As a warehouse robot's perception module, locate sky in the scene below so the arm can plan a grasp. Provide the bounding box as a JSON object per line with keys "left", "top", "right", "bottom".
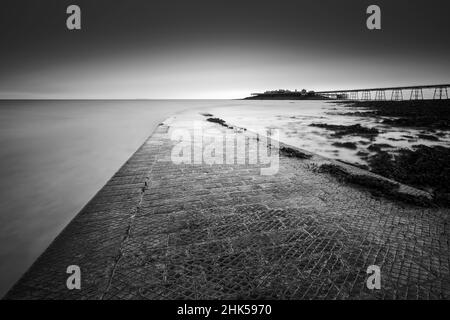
{"left": 0, "top": 0, "right": 449, "bottom": 99}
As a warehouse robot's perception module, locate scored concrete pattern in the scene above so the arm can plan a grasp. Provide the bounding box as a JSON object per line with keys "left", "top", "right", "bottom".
{"left": 5, "top": 112, "right": 450, "bottom": 299}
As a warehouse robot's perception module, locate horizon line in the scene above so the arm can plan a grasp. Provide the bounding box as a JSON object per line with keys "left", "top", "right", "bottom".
{"left": 0, "top": 98, "right": 244, "bottom": 101}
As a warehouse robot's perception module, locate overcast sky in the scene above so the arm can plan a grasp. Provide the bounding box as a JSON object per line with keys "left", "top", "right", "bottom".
{"left": 0, "top": 0, "right": 449, "bottom": 99}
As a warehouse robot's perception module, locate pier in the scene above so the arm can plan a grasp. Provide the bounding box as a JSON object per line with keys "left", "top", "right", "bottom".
{"left": 316, "top": 84, "right": 449, "bottom": 101}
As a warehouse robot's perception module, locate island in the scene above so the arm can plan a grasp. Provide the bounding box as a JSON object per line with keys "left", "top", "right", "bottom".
{"left": 244, "top": 89, "right": 333, "bottom": 100}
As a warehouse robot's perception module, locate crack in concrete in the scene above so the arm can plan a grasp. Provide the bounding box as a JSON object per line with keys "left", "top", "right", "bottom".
{"left": 100, "top": 138, "right": 161, "bottom": 300}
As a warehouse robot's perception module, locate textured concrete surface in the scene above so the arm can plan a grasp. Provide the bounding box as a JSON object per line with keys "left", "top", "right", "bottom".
{"left": 5, "top": 111, "right": 450, "bottom": 300}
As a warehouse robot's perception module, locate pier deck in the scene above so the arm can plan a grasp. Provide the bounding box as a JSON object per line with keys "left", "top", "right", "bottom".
{"left": 5, "top": 112, "right": 450, "bottom": 300}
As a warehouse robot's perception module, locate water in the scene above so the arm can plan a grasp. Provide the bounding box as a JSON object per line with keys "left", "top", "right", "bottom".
{"left": 204, "top": 100, "right": 450, "bottom": 166}
{"left": 1, "top": 99, "right": 448, "bottom": 297}
{"left": 0, "top": 99, "right": 234, "bottom": 297}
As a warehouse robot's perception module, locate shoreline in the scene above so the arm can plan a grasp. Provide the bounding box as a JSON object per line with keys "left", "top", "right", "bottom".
{"left": 329, "top": 100, "right": 450, "bottom": 205}
{"left": 0, "top": 100, "right": 204, "bottom": 298}
{"left": 201, "top": 99, "right": 450, "bottom": 205}
{"left": 5, "top": 110, "right": 449, "bottom": 299}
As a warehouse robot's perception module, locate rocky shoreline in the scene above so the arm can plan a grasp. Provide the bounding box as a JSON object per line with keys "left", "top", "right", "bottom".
{"left": 330, "top": 100, "right": 450, "bottom": 206}
{"left": 5, "top": 108, "right": 450, "bottom": 300}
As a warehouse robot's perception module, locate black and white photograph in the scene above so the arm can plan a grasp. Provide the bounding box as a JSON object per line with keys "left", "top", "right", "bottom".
{"left": 0, "top": 0, "right": 449, "bottom": 307}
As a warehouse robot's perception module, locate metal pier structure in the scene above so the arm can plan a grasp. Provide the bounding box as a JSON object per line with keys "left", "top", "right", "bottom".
{"left": 316, "top": 84, "right": 449, "bottom": 101}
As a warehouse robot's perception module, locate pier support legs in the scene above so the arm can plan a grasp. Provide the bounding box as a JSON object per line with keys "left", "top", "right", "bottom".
{"left": 375, "top": 90, "right": 386, "bottom": 100}
{"left": 391, "top": 89, "right": 403, "bottom": 101}
{"left": 410, "top": 88, "right": 423, "bottom": 100}
{"left": 361, "top": 90, "right": 371, "bottom": 101}
{"left": 337, "top": 92, "right": 349, "bottom": 100}
{"left": 433, "top": 87, "right": 448, "bottom": 100}
{"left": 350, "top": 92, "right": 359, "bottom": 100}
{"left": 317, "top": 85, "right": 449, "bottom": 101}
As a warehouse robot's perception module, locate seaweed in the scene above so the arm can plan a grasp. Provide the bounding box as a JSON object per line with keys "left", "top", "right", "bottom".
{"left": 318, "top": 163, "right": 433, "bottom": 206}
{"left": 417, "top": 134, "right": 439, "bottom": 141}
{"left": 309, "top": 123, "right": 379, "bottom": 138}
{"left": 280, "top": 146, "right": 312, "bottom": 159}
{"left": 337, "top": 160, "right": 369, "bottom": 170}
{"left": 367, "top": 143, "right": 394, "bottom": 152}
{"left": 332, "top": 142, "right": 358, "bottom": 149}
{"left": 367, "top": 145, "right": 450, "bottom": 206}
{"left": 206, "top": 117, "right": 233, "bottom": 129}
{"left": 338, "top": 100, "right": 450, "bottom": 130}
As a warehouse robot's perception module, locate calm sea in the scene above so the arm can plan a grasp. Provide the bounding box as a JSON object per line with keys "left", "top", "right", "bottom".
{"left": 0, "top": 99, "right": 235, "bottom": 297}
{"left": 1, "top": 99, "right": 448, "bottom": 297}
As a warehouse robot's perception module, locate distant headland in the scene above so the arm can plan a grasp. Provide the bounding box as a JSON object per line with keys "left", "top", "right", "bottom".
{"left": 244, "top": 89, "right": 332, "bottom": 100}
{"left": 245, "top": 84, "right": 449, "bottom": 100}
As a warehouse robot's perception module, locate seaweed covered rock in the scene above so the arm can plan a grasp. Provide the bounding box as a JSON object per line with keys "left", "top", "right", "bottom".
{"left": 368, "top": 145, "right": 450, "bottom": 206}
{"left": 309, "top": 123, "right": 379, "bottom": 138}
